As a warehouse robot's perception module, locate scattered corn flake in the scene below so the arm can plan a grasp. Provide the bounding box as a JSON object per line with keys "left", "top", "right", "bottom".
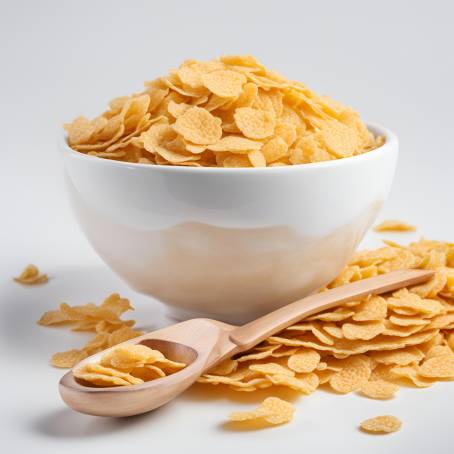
{"left": 200, "top": 375, "right": 264, "bottom": 389}
{"left": 307, "top": 307, "right": 355, "bottom": 322}
{"left": 369, "top": 364, "right": 396, "bottom": 382}
{"left": 14, "top": 264, "right": 48, "bottom": 285}
{"left": 271, "top": 329, "right": 439, "bottom": 356}
{"left": 410, "top": 269, "right": 448, "bottom": 298}
{"left": 249, "top": 363, "right": 294, "bottom": 377}
{"left": 84, "top": 332, "right": 109, "bottom": 353}
{"left": 38, "top": 294, "right": 142, "bottom": 368}
{"left": 266, "top": 373, "right": 319, "bottom": 394}
{"left": 374, "top": 220, "right": 416, "bottom": 233}
{"left": 323, "top": 324, "right": 344, "bottom": 339}
{"left": 359, "top": 380, "right": 399, "bottom": 399}
{"left": 382, "top": 321, "right": 424, "bottom": 337}
{"left": 38, "top": 309, "right": 71, "bottom": 326}
{"left": 390, "top": 365, "right": 435, "bottom": 387}
{"left": 329, "top": 356, "right": 371, "bottom": 393}
{"left": 388, "top": 289, "right": 444, "bottom": 316}
{"left": 270, "top": 346, "right": 299, "bottom": 358}
{"left": 228, "top": 379, "right": 272, "bottom": 392}
{"left": 287, "top": 322, "right": 335, "bottom": 345}
{"left": 101, "top": 293, "right": 133, "bottom": 316}
{"left": 51, "top": 349, "right": 88, "bottom": 368}
{"left": 236, "top": 345, "right": 279, "bottom": 362}
{"left": 229, "top": 397, "right": 294, "bottom": 425}
{"left": 352, "top": 296, "right": 387, "bottom": 321}
{"left": 342, "top": 321, "right": 385, "bottom": 340}
{"left": 287, "top": 349, "right": 321, "bottom": 373}
{"left": 207, "top": 359, "right": 238, "bottom": 376}
{"left": 360, "top": 415, "right": 402, "bottom": 434}
{"left": 388, "top": 315, "right": 430, "bottom": 327}
{"left": 418, "top": 354, "right": 454, "bottom": 378}
{"left": 371, "top": 347, "right": 424, "bottom": 366}
{"left": 107, "top": 325, "right": 143, "bottom": 347}
{"left": 317, "top": 369, "right": 336, "bottom": 384}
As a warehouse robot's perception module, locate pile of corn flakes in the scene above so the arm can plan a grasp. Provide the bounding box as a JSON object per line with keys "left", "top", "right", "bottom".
{"left": 200, "top": 238, "right": 454, "bottom": 404}
{"left": 38, "top": 293, "right": 143, "bottom": 367}
{"left": 64, "top": 55, "right": 383, "bottom": 167}
{"left": 36, "top": 237, "right": 454, "bottom": 430}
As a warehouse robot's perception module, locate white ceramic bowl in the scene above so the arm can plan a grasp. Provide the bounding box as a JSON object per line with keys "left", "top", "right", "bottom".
{"left": 61, "top": 124, "right": 398, "bottom": 324}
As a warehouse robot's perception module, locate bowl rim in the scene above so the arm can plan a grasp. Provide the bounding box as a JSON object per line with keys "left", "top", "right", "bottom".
{"left": 59, "top": 122, "right": 398, "bottom": 173}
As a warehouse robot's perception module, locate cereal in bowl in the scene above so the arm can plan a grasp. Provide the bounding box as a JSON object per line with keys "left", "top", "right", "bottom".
{"left": 64, "top": 55, "right": 383, "bottom": 167}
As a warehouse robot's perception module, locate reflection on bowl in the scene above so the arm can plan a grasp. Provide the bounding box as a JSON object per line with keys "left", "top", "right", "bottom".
{"left": 61, "top": 124, "right": 398, "bottom": 324}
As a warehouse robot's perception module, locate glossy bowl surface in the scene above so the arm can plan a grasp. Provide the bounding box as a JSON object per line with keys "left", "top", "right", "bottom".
{"left": 61, "top": 124, "right": 398, "bottom": 324}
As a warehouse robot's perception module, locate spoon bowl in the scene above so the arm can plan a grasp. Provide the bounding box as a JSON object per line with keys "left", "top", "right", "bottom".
{"left": 60, "top": 319, "right": 235, "bottom": 417}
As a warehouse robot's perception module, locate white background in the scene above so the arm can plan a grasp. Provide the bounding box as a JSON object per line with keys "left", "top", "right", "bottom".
{"left": 1, "top": 0, "right": 453, "bottom": 452}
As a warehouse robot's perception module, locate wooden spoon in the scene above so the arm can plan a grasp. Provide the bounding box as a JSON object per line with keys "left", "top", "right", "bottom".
{"left": 60, "top": 269, "right": 433, "bottom": 417}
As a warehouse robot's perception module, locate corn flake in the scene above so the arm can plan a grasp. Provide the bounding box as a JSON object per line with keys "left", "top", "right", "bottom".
{"left": 174, "top": 107, "right": 222, "bottom": 145}
{"left": 329, "top": 356, "right": 371, "bottom": 393}
{"left": 202, "top": 70, "right": 246, "bottom": 98}
{"left": 374, "top": 220, "right": 416, "bottom": 233}
{"left": 207, "top": 135, "right": 261, "bottom": 152}
{"left": 360, "top": 415, "right": 402, "bottom": 434}
{"left": 229, "top": 397, "right": 294, "bottom": 425}
{"left": 359, "top": 380, "right": 399, "bottom": 399}
{"left": 342, "top": 321, "right": 385, "bottom": 340}
{"left": 287, "top": 349, "right": 321, "bottom": 373}
{"left": 233, "top": 107, "right": 275, "bottom": 139}
{"left": 74, "top": 343, "right": 186, "bottom": 387}
{"left": 14, "top": 264, "right": 48, "bottom": 285}
{"left": 418, "top": 354, "right": 454, "bottom": 378}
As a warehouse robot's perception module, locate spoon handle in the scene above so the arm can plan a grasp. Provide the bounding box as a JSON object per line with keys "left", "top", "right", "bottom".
{"left": 229, "top": 269, "right": 434, "bottom": 350}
